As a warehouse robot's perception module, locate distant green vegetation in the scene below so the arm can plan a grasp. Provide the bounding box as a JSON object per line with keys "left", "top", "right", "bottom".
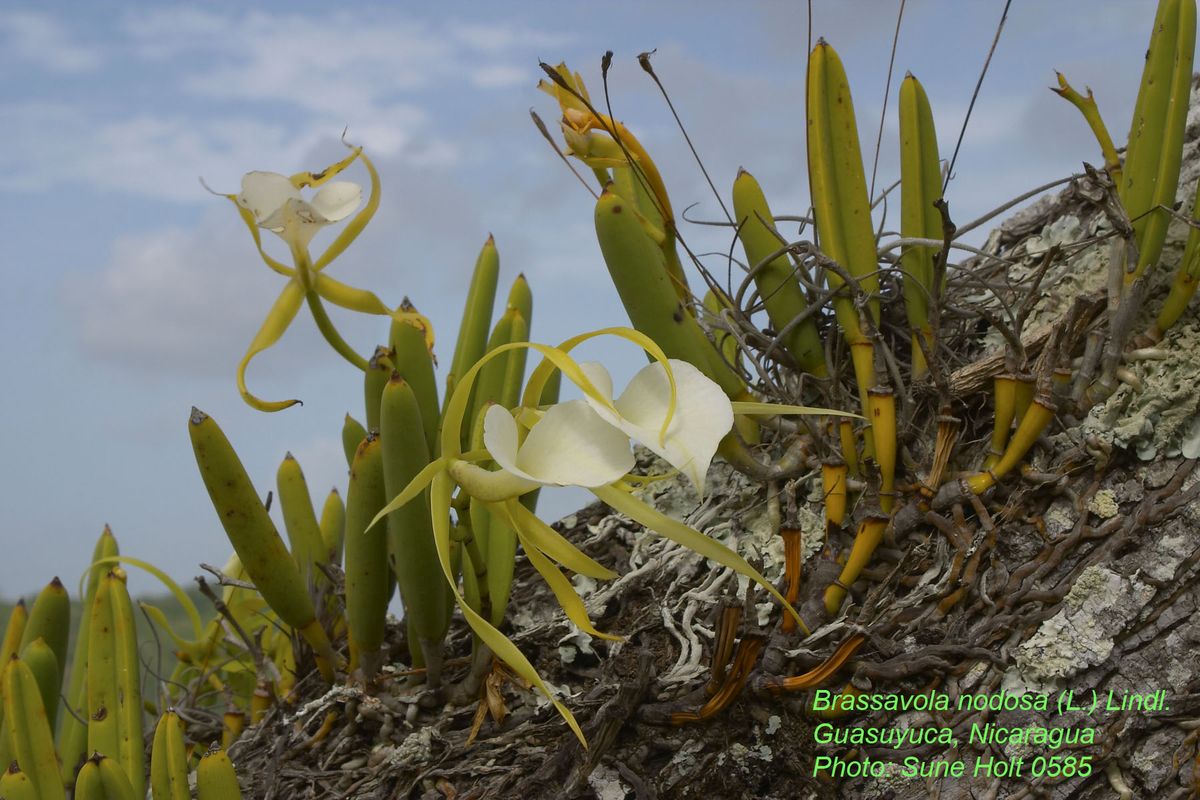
{"left": 1, "top": 587, "right": 208, "bottom": 687}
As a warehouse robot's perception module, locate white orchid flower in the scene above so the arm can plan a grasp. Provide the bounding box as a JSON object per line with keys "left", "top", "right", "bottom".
{"left": 219, "top": 145, "right": 421, "bottom": 412}
{"left": 579, "top": 358, "right": 733, "bottom": 496}
{"left": 472, "top": 356, "right": 733, "bottom": 497}
{"left": 237, "top": 171, "right": 362, "bottom": 252}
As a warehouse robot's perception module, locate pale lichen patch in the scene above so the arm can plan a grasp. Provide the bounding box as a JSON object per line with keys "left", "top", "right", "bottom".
{"left": 662, "top": 739, "right": 706, "bottom": 790}
{"left": 795, "top": 505, "right": 825, "bottom": 561}
{"left": 1044, "top": 500, "right": 1076, "bottom": 537}
{"left": 558, "top": 628, "right": 596, "bottom": 666}
{"left": 1086, "top": 488, "right": 1119, "bottom": 519}
{"left": 1078, "top": 321, "right": 1200, "bottom": 460}
{"left": 1016, "top": 566, "right": 1154, "bottom": 686}
{"left": 587, "top": 764, "right": 631, "bottom": 800}
{"left": 393, "top": 727, "right": 434, "bottom": 764}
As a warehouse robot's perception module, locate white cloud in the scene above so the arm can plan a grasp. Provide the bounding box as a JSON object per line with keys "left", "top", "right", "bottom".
{"left": 451, "top": 23, "right": 572, "bottom": 55}
{"left": 1, "top": 102, "right": 296, "bottom": 200}
{"left": 0, "top": 11, "right": 103, "bottom": 73}
{"left": 0, "top": 101, "right": 434, "bottom": 201}
{"left": 64, "top": 218, "right": 278, "bottom": 375}
{"left": 120, "top": 8, "right": 565, "bottom": 119}
{"left": 167, "top": 16, "right": 448, "bottom": 116}
{"left": 470, "top": 64, "right": 531, "bottom": 89}
{"left": 3, "top": 8, "right": 575, "bottom": 202}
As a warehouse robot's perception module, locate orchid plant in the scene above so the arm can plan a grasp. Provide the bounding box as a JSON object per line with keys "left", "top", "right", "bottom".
{"left": 208, "top": 142, "right": 848, "bottom": 745}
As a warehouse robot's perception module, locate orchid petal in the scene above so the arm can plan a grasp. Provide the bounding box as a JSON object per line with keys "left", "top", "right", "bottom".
{"left": 310, "top": 181, "right": 362, "bottom": 223}
{"left": 238, "top": 172, "right": 300, "bottom": 228}
{"left": 577, "top": 361, "right": 616, "bottom": 403}
{"left": 223, "top": 195, "right": 294, "bottom": 277}
{"left": 618, "top": 360, "right": 731, "bottom": 495}
{"left": 581, "top": 359, "right": 731, "bottom": 496}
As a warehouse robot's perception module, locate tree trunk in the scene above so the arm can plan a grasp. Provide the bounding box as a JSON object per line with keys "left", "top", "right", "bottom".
{"left": 222, "top": 84, "right": 1200, "bottom": 800}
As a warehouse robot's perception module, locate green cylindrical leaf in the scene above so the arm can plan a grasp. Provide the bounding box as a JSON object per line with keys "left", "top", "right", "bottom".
{"left": 0, "top": 762, "right": 40, "bottom": 800}
{"left": 107, "top": 571, "right": 143, "bottom": 799}
{"left": 149, "top": 712, "right": 188, "bottom": 800}
{"left": 364, "top": 345, "right": 392, "bottom": 432}
{"left": 318, "top": 488, "right": 345, "bottom": 567}
{"left": 380, "top": 376, "right": 449, "bottom": 664}
{"left": 1123, "top": 0, "right": 1196, "bottom": 280}
{"left": 59, "top": 527, "right": 117, "bottom": 787}
{"left": 17, "top": 639, "right": 59, "bottom": 738}
{"left": 807, "top": 39, "right": 879, "bottom": 429}
{"left": 898, "top": 73, "right": 943, "bottom": 375}
{"left": 197, "top": 747, "right": 243, "bottom": 800}
{"left": 447, "top": 236, "right": 501, "bottom": 405}
{"left": 341, "top": 414, "right": 368, "bottom": 469}
{"left": 276, "top": 453, "right": 328, "bottom": 588}
{"left": 86, "top": 574, "right": 119, "bottom": 769}
{"left": 343, "top": 434, "right": 389, "bottom": 678}
{"left": 389, "top": 299, "right": 440, "bottom": 455}
{"left": 594, "top": 187, "right": 745, "bottom": 398}
{"left": 19, "top": 578, "right": 70, "bottom": 723}
{"left": 732, "top": 169, "right": 826, "bottom": 375}
{"left": 1155, "top": 179, "right": 1200, "bottom": 335}
{"left": 3, "top": 657, "right": 64, "bottom": 800}
{"left": 188, "top": 408, "right": 338, "bottom": 681}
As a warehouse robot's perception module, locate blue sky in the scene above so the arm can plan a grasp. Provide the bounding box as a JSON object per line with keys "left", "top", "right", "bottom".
{"left": 0, "top": 1, "right": 1160, "bottom": 598}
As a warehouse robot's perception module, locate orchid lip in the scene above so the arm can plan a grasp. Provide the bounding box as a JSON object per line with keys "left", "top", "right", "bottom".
{"left": 483, "top": 401, "right": 634, "bottom": 489}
